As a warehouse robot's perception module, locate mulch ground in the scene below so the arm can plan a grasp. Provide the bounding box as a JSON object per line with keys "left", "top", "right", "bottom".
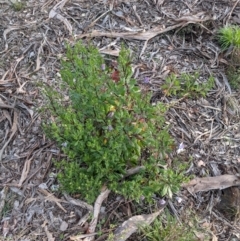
{"left": 1, "top": 0, "right": 240, "bottom": 240}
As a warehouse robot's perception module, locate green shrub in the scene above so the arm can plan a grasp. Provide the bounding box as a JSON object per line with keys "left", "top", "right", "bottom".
{"left": 42, "top": 42, "right": 188, "bottom": 203}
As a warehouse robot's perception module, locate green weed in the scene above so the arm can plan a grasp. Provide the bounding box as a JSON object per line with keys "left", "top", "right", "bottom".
{"left": 217, "top": 25, "right": 240, "bottom": 90}
{"left": 218, "top": 25, "right": 240, "bottom": 50}
{"left": 0, "top": 190, "right": 15, "bottom": 219}
{"left": 226, "top": 65, "right": 240, "bottom": 90}
{"left": 140, "top": 210, "right": 200, "bottom": 241}
{"left": 227, "top": 49, "right": 240, "bottom": 90}
{"left": 162, "top": 72, "right": 214, "bottom": 98}
{"left": 42, "top": 42, "right": 189, "bottom": 203}
{"left": 11, "top": 1, "right": 24, "bottom": 11}
{"left": 0, "top": 201, "right": 11, "bottom": 219}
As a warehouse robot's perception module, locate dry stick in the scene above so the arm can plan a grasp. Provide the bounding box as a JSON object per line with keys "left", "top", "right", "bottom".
{"left": 77, "top": 166, "right": 157, "bottom": 240}
{"left": 0, "top": 24, "right": 35, "bottom": 54}
{"left": 70, "top": 233, "right": 98, "bottom": 241}
{"left": 84, "top": 10, "right": 111, "bottom": 32}
{"left": 35, "top": 37, "right": 46, "bottom": 72}
{"left": 18, "top": 156, "right": 34, "bottom": 187}
{"left": 132, "top": 5, "right": 143, "bottom": 26}
{"left": 69, "top": 166, "right": 146, "bottom": 240}
{"left": 42, "top": 220, "right": 55, "bottom": 241}
{"left": 83, "top": 189, "right": 111, "bottom": 241}
{"left": 76, "top": 22, "right": 184, "bottom": 57}
{"left": 225, "top": 0, "right": 240, "bottom": 26}
{"left": 52, "top": 0, "right": 69, "bottom": 10}
{"left": 208, "top": 118, "right": 214, "bottom": 142}
{"left": 68, "top": 190, "right": 111, "bottom": 241}
{"left": 212, "top": 211, "right": 240, "bottom": 232}
{"left": 0, "top": 70, "right": 9, "bottom": 83}
{"left": 64, "top": 193, "right": 93, "bottom": 211}
{"left": 0, "top": 110, "right": 18, "bottom": 161}
{"left": 49, "top": 0, "right": 72, "bottom": 34}
{"left": 38, "top": 188, "right": 67, "bottom": 213}
{"left": 124, "top": 165, "right": 145, "bottom": 178}
{"left": 11, "top": 55, "right": 24, "bottom": 87}
{"left": 41, "top": 0, "right": 55, "bottom": 11}
{"left": 219, "top": 71, "right": 232, "bottom": 94}
{"left": 0, "top": 103, "right": 15, "bottom": 109}
{"left": 76, "top": 13, "right": 214, "bottom": 56}
{"left": 21, "top": 148, "right": 48, "bottom": 185}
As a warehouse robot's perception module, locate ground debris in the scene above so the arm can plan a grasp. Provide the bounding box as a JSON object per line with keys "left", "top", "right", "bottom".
{"left": 0, "top": 0, "right": 240, "bottom": 240}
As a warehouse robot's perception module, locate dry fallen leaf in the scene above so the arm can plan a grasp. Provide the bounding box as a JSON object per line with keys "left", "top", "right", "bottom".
{"left": 194, "top": 231, "right": 207, "bottom": 241}
{"left": 111, "top": 210, "right": 163, "bottom": 241}
{"left": 197, "top": 160, "right": 206, "bottom": 167}
{"left": 18, "top": 157, "right": 33, "bottom": 187}
{"left": 100, "top": 48, "right": 120, "bottom": 56}
{"left": 42, "top": 221, "right": 55, "bottom": 241}
{"left": 111, "top": 70, "right": 120, "bottom": 83}
{"left": 2, "top": 220, "right": 9, "bottom": 238}
{"left": 211, "top": 232, "right": 218, "bottom": 241}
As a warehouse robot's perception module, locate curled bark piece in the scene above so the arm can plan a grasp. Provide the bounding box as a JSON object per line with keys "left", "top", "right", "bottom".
{"left": 182, "top": 175, "right": 240, "bottom": 193}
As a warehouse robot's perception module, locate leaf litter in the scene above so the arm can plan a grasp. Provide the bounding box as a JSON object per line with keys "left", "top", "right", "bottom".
{"left": 0, "top": 0, "right": 240, "bottom": 240}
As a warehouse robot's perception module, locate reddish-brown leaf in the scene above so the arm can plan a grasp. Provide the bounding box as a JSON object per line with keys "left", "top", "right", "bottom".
{"left": 111, "top": 69, "right": 120, "bottom": 83}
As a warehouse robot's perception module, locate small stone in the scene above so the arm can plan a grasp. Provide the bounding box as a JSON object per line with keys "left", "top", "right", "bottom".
{"left": 60, "top": 221, "right": 68, "bottom": 231}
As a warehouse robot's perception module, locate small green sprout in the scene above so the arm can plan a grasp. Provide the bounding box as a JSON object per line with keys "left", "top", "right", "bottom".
{"left": 162, "top": 72, "right": 214, "bottom": 98}
{"left": 218, "top": 25, "right": 240, "bottom": 50}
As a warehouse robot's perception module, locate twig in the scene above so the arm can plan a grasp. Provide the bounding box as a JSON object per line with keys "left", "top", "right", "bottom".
{"left": 0, "top": 187, "right": 8, "bottom": 215}
{"left": 84, "top": 10, "right": 111, "bottom": 32}
{"left": 81, "top": 189, "right": 111, "bottom": 241}
{"left": 225, "top": 0, "right": 240, "bottom": 25}
{"left": 88, "top": 189, "right": 111, "bottom": 232}
{"left": 124, "top": 166, "right": 145, "bottom": 178}
{"left": 64, "top": 193, "right": 93, "bottom": 211}
{"left": 212, "top": 211, "right": 240, "bottom": 232}
{"left": 0, "top": 110, "right": 18, "bottom": 161}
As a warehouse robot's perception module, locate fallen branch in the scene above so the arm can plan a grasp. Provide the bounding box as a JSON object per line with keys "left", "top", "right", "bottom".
{"left": 75, "top": 12, "right": 215, "bottom": 56}
{"left": 76, "top": 22, "right": 184, "bottom": 41}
